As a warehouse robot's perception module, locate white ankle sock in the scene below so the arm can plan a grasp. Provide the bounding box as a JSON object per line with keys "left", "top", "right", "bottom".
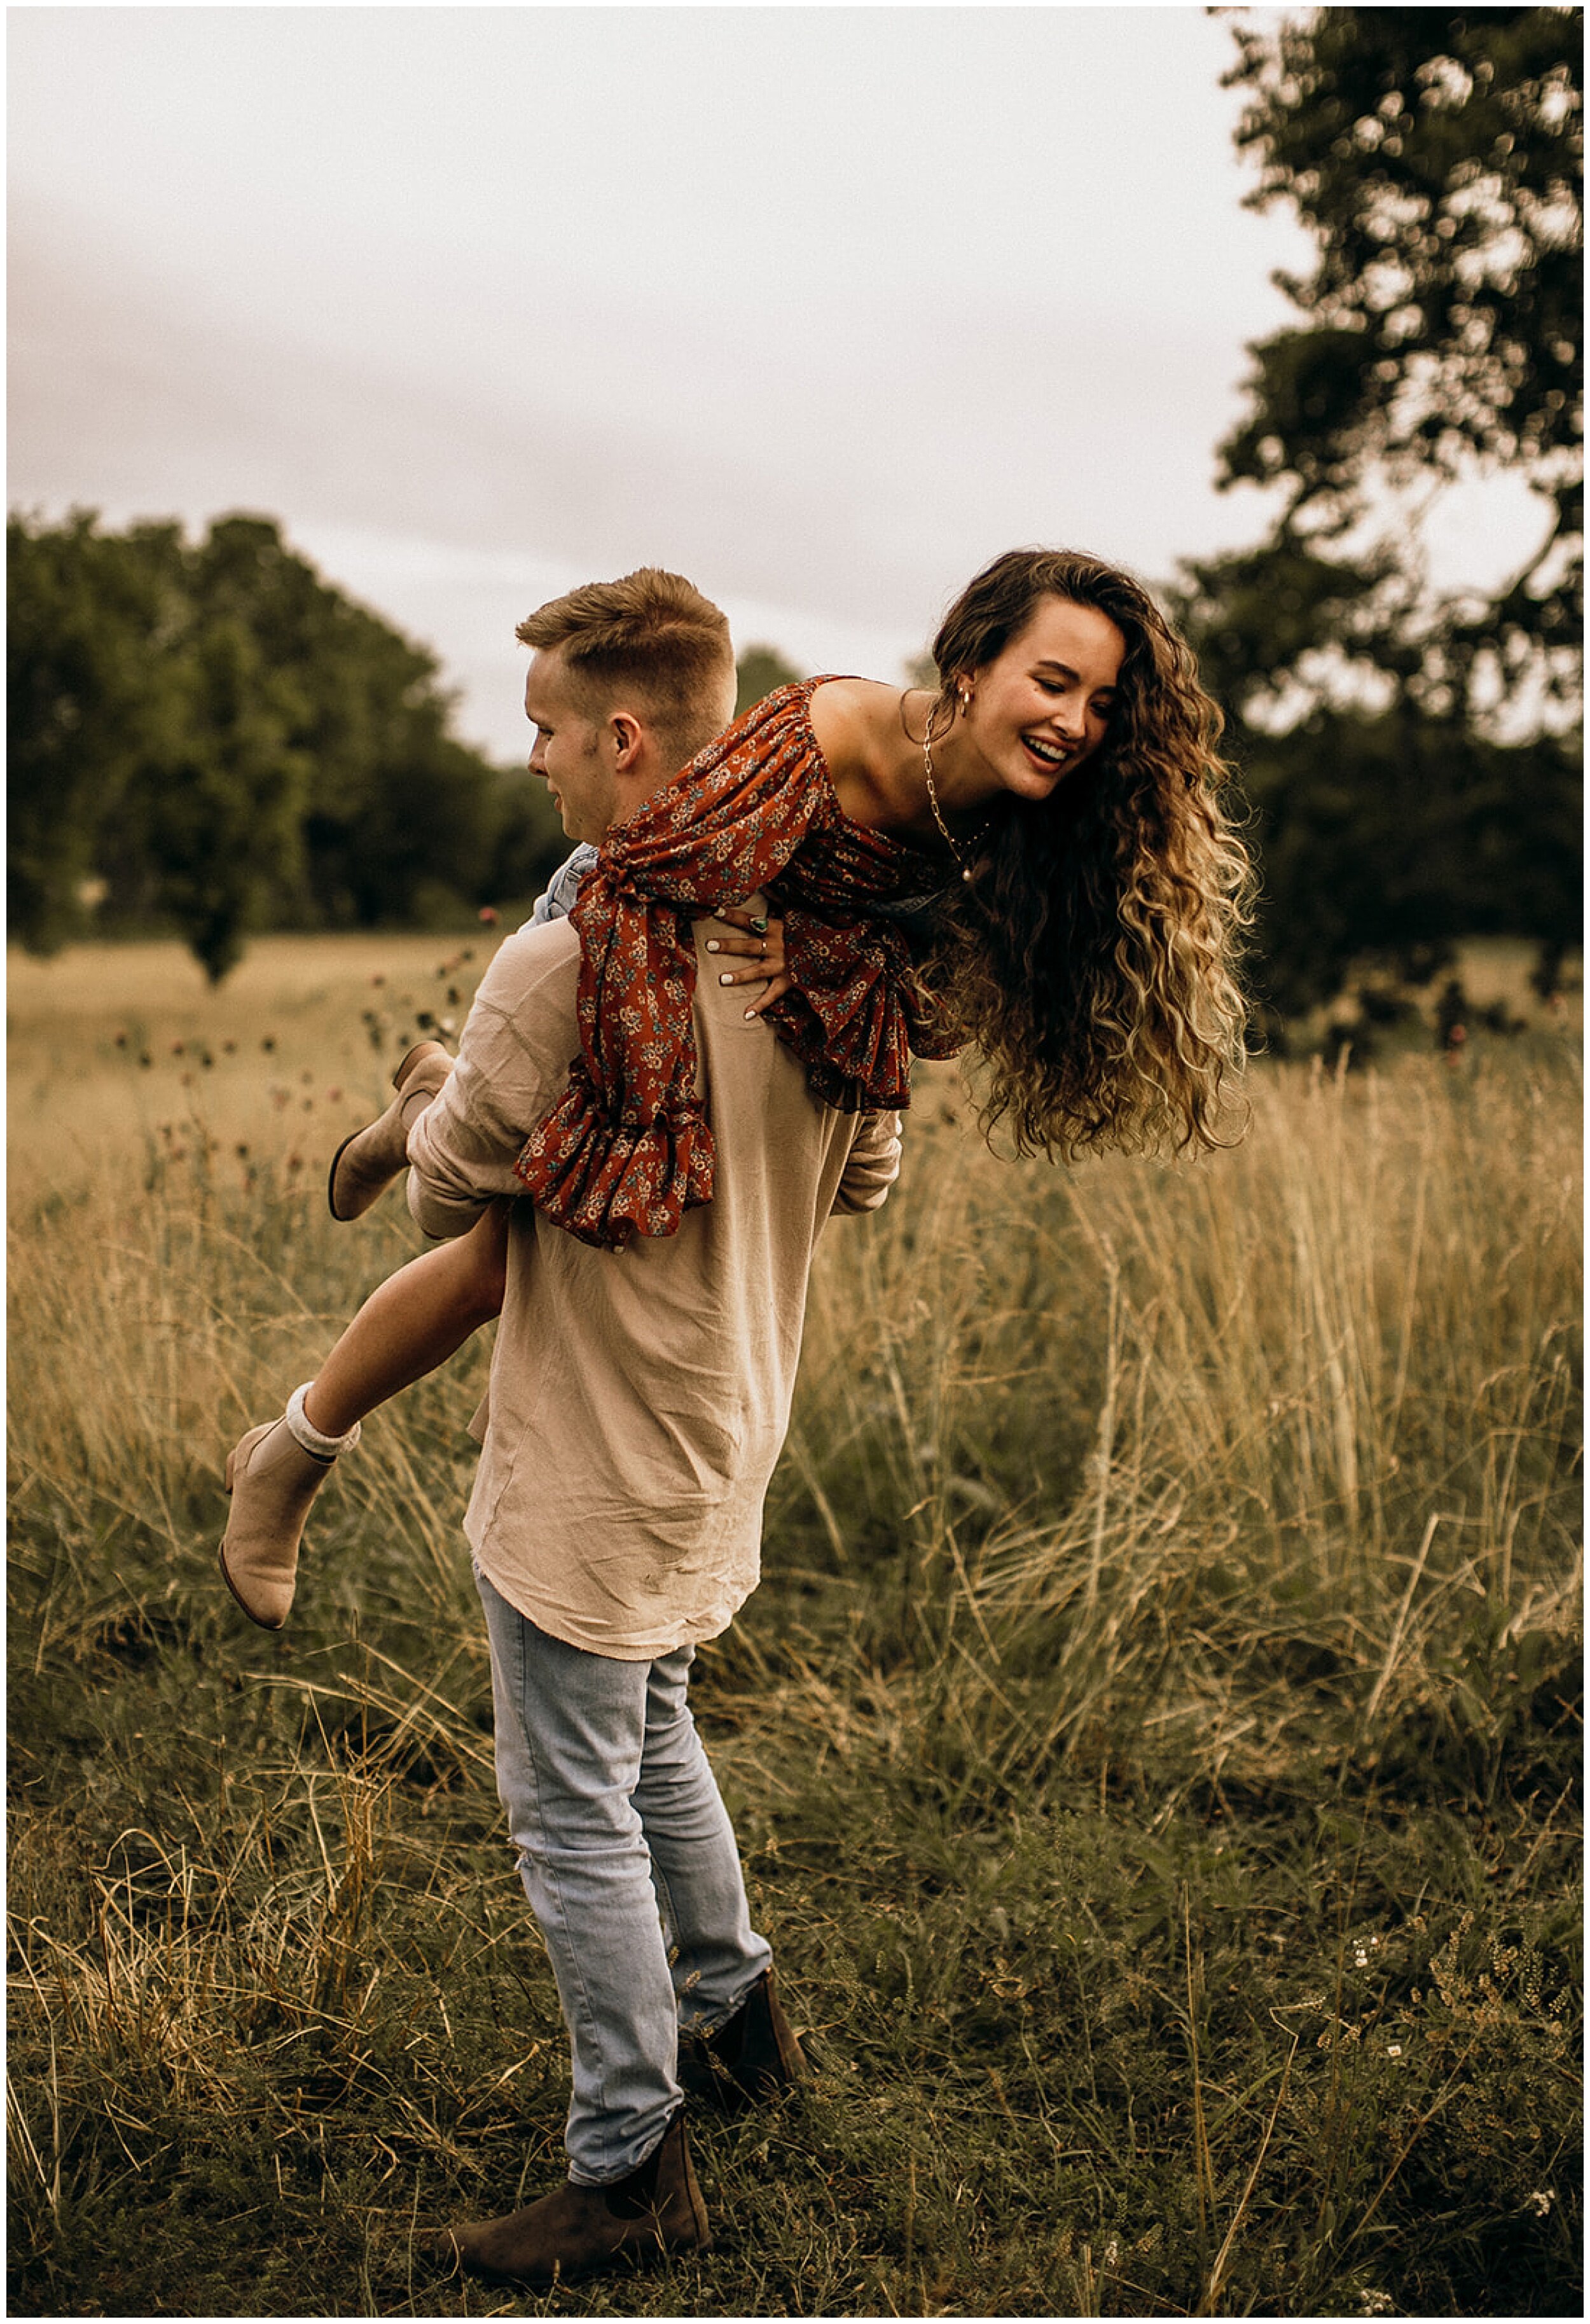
{"left": 284, "top": 1382, "right": 362, "bottom": 1461}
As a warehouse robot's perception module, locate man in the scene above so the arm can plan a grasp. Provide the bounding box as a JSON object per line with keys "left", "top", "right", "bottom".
{"left": 404, "top": 569, "right": 902, "bottom": 2288}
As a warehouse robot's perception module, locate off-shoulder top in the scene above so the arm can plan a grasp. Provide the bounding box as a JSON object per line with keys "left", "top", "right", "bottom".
{"left": 511, "top": 677, "right": 957, "bottom": 1248}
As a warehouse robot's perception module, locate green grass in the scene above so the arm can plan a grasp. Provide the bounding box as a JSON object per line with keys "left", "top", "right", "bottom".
{"left": 6, "top": 936, "right": 1582, "bottom": 2318}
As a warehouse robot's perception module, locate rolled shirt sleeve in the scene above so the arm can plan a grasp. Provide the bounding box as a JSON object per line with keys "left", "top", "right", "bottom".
{"left": 406, "top": 923, "right": 584, "bottom": 1239}
{"left": 831, "top": 1109, "right": 902, "bottom": 1215}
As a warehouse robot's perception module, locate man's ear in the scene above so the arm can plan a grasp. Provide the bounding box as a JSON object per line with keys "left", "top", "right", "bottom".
{"left": 607, "top": 710, "right": 646, "bottom": 767}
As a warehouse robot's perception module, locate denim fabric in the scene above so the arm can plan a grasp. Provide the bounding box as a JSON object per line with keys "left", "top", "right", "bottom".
{"left": 476, "top": 1565, "right": 771, "bottom": 2182}
{"left": 524, "top": 843, "right": 599, "bottom": 929}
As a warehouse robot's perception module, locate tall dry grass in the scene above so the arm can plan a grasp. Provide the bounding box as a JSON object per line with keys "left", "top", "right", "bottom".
{"left": 764, "top": 1048, "right": 1581, "bottom": 1813}
{"left": 6, "top": 934, "right": 1582, "bottom": 2316}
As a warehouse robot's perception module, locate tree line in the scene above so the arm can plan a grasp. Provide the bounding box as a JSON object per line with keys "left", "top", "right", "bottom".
{"left": 7, "top": 11, "right": 1580, "bottom": 1013}
{"left": 8, "top": 509, "right": 569, "bottom": 981}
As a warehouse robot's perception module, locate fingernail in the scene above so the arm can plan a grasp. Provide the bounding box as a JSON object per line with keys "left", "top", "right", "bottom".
{"left": 705, "top": 941, "right": 720, "bottom": 953}
{"left": 743, "top": 1007, "right": 756, "bottom": 1020}
{"left": 719, "top": 973, "right": 735, "bottom": 986}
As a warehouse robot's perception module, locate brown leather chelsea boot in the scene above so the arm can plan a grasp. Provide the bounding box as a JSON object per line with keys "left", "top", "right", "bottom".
{"left": 442, "top": 2108, "right": 710, "bottom": 2289}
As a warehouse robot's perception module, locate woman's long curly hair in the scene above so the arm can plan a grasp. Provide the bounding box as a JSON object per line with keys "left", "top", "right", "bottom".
{"left": 923, "top": 547, "right": 1254, "bottom": 1158}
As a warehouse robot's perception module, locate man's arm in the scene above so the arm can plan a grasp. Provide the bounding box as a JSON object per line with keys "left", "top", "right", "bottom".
{"left": 832, "top": 1110, "right": 902, "bottom": 1215}
{"left": 406, "top": 925, "right": 580, "bottom": 1240}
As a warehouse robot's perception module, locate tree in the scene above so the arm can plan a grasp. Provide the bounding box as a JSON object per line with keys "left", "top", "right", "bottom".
{"left": 1215, "top": 4, "right": 1582, "bottom": 718}
{"left": 735, "top": 644, "right": 802, "bottom": 718}
{"left": 7, "top": 514, "right": 187, "bottom": 954}
{"left": 186, "top": 515, "right": 559, "bottom": 936}
{"left": 1179, "top": 10, "right": 1582, "bottom": 1022}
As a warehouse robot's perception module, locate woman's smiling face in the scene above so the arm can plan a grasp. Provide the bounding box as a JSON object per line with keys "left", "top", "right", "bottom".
{"left": 965, "top": 595, "right": 1126, "bottom": 802}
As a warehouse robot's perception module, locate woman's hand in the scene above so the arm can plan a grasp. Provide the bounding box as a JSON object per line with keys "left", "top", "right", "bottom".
{"left": 701, "top": 905, "right": 794, "bottom": 1018}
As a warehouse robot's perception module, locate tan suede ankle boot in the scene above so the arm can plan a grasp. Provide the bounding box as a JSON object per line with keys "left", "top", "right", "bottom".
{"left": 327, "top": 1040, "right": 453, "bottom": 1221}
{"left": 219, "top": 1418, "right": 338, "bottom": 1628}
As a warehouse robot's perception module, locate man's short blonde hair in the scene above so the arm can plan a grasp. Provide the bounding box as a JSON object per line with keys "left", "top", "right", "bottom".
{"left": 516, "top": 569, "right": 736, "bottom": 767}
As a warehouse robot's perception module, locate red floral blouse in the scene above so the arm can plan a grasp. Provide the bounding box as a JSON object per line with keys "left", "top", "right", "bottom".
{"left": 513, "top": 678, "right": 957, "bottom": 1248}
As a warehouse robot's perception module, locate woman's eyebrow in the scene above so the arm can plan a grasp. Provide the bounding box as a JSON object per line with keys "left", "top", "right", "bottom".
{"left": 1034, "top": 657, "right": 1117, "bottom": 692}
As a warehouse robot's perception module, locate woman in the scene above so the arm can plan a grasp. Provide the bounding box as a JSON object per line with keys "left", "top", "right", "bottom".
{"left": 220, "top": 546, "right": 1252, "bottom": 1626}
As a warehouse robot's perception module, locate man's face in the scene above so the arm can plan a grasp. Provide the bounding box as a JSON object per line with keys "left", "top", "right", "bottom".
{"left": 523, "top": 648, "right": 619, "bottom": 846}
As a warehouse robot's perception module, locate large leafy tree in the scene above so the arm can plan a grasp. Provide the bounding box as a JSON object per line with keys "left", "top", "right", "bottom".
{"left": 1181, "top": 8, "right": 1582, "bottom": 1018}
{"left": 1215, "top": 3, "right": 1581, "bottom": 714}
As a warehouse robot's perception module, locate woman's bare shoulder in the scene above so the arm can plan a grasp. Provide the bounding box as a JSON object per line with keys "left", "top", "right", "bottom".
{"left": 807, "top": 677, "right": 899, "bottom": 778}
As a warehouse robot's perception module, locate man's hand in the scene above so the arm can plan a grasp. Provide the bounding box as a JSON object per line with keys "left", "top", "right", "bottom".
{"left": 702, "top": 906, "right": 794, "bottom": 1018}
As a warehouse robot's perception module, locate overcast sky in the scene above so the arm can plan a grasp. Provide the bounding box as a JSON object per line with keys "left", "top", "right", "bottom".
{"left": 8, "top": 4, "right": 1545, "bottom": 761}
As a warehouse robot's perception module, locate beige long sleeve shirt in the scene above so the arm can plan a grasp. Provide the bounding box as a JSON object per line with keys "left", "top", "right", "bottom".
{"left": 406, "top": 911, "right": 901, "bottom": 1659}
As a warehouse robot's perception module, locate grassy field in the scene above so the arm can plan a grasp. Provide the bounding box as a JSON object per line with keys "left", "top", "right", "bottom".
{"left": 7, "top": 934, "right": 1582, "bottom": 2320}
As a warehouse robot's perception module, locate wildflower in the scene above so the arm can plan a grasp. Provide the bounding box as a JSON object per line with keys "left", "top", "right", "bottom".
{"left": 222, "top": 1038, "right": 237, "bottom": 1053}
{"left": 479, "top": 905, "right": 499, "bottom": 925}
{"left": 1528, "top": 2189, "right": 1554, "bottom": 2217}
{"left": 114, "top": 1030, "right": 128, "bottom": 1048}
{"left": 287, "top": 1154, "right": 303, "bottom": 1171}
{"left": 326, "top": 1086, "right": 342, "bottom": 1103}
{"left": 170, "top": 1039, "right": 185, "bottom": 1055}
{"left": 371, "top": 972, "right": 386, "bottom": 986}
{"left": 1386, "top": 2044, "right": 1402, "bottom": 2057}
{"left": 261, "top": 1036, "right": 276, "bottom": 1052}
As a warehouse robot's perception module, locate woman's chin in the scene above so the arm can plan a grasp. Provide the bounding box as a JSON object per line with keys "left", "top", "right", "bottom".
{"left": 998, "top": 760, "right": 1067, "bottom": 805}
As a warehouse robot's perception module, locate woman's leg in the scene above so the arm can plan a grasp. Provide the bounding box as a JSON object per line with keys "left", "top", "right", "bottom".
{"left": 220, "top": 1205, "right": 509, "bottom": 1629}
{"left": 303, "top": 1204, "right": 509, "bottom": 1436}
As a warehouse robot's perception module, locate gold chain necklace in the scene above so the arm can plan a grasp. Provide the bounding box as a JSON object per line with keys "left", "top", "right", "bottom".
{"left": 919, "top": 696, "right": 979, "bottom": 884}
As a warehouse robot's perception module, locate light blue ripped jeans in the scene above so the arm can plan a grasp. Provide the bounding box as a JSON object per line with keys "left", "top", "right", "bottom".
{"left": 475, "top": 1566, "right": 772, "bottom": 2183}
